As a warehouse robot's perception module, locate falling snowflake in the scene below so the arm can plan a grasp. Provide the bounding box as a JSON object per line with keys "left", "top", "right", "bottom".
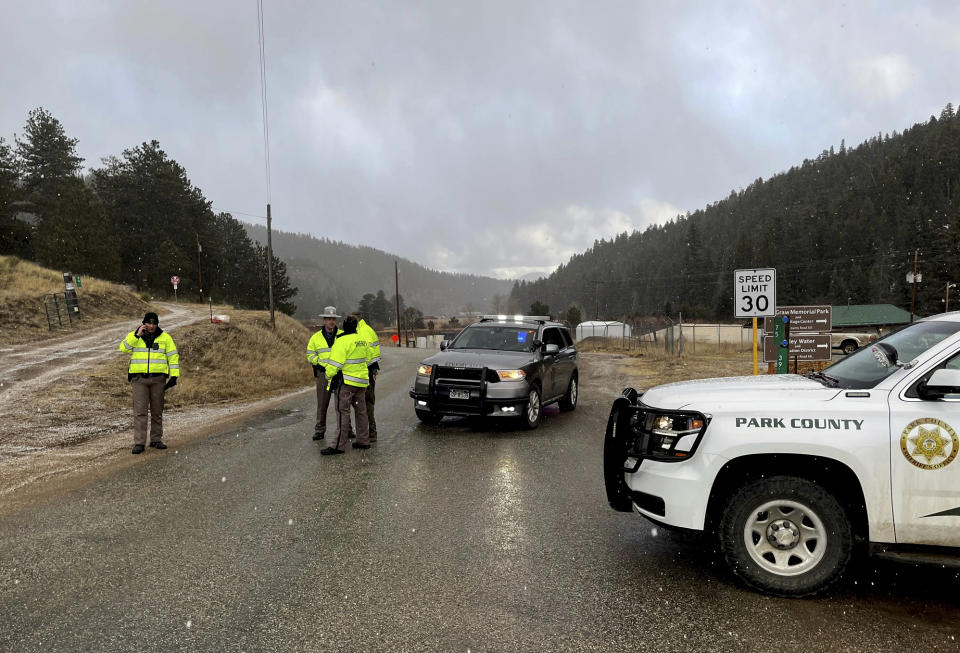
{"left": 186, "top": 620, "right": 192, "bottom": 629}
{"left": 651, "top": 527, "right": 659, "bottom": 537}
{"left": 288, "top": 519, "right": 293, "bottom": 525}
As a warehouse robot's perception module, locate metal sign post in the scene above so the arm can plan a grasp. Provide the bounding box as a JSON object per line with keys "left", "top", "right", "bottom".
{"left": 171, "top": 275, "right": 180, "bottom": 303}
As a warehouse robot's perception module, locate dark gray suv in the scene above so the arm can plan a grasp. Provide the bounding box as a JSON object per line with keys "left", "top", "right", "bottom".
{"left": 408, "top": 316, "right": 578, "bottom": 429}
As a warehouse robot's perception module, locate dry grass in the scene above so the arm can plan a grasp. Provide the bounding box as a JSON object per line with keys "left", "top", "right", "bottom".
{"left": 602, "top": 347, "right": 758, "bottom": 393}
{"left": 88, "top": 309, "right": 315, "bottom": 411}
{"left": 0, "top": 255, "right": 155, "bottom": 346}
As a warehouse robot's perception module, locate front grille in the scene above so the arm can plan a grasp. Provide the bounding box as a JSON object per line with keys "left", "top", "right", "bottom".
{"left": 437, "top": 366, "right": 482, "bottom": 381}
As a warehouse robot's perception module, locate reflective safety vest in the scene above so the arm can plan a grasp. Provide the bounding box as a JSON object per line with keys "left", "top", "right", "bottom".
{"left": 324, "top": 332, "right": 369, "bottom": 387}
{"left": 119, "top": 330, "right": 180, "bottom": 377}
{"left": 358, "top": 319, "right": 381, "bottom": 367}
{"left": 306, "top": 328, "right": 343, "bottom": 367}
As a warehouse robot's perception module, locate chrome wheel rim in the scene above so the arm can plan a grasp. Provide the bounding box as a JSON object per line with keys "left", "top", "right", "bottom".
{"left": 569, "top": 379, "right": 578, "bottom": 406}
{"left": 743, "top": 499, "right": 827, "bottom": 576}
{"left": 527, "top": 389, "right": 540, "bottom": 423}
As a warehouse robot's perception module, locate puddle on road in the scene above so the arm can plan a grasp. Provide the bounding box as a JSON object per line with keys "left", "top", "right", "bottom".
{"left": 248, "top": 407, "right": 305, "bottom": 430}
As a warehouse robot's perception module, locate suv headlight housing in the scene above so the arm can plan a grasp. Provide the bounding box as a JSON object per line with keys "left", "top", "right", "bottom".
{"left": 626, "top": 407, "right": 709, "bottom": 463}
{"left": 496, "top": 369, "right": 526, "bottom": 381}
{"left": 417, "top": 364, "right": 433, "bottom": 377}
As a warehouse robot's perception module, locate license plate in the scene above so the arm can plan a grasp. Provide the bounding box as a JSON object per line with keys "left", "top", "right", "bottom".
{"left": 449, "top": 389, "right": 470, "bottom": 400}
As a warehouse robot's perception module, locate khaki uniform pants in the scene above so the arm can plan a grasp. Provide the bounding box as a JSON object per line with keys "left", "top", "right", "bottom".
{"left": 365, "top": 370, "right": 377, "bottom": 439}
{"left": 314, "top": 377, "right": 335, "bottom": 433}
{"left": 332, "top": 384, "right": 369, "bottom": 451}
{"left": 132, "top": 376, "right": 166, "bottom": 445}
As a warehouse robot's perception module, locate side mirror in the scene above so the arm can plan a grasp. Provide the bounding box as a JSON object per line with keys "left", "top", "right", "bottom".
{"left": 440, "top": 340, "right": 449, "bottom": 351}
{"left": 925, "top": 368, "right": 960, "bottom": 394}
{"left": 544, "top": 343, "right": 560, "bottom": 355}
{"left": 871, "top": 342, "right": 900, "bottom": 368}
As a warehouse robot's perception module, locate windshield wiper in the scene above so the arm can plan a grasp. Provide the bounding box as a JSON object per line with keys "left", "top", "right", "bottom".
{"left": 807, "top": 370, "right": 839, "bottom": 387}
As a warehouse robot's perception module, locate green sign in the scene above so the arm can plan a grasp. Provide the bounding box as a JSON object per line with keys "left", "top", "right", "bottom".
{"left": 774, "top": 315, "right": 789, "bottom": 374}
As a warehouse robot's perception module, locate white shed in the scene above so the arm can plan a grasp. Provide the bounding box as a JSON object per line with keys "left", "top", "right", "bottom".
{"left": 574, "top": 321, "right": 632, "bottom": 341}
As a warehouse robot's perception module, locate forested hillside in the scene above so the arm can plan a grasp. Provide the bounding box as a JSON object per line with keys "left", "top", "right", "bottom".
{"left": 0, "top": 108, "right": 297, "bottom": 314}
{"left": 244, "top": 224, "right": 515, "bottom": 319}
{"left": 512, "top": 104, "right": 960, "bottom": 321}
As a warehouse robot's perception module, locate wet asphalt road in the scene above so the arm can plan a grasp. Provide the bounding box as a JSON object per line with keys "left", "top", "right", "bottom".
{"left": 1, "top": 348, "right": 958, "bottom": 652}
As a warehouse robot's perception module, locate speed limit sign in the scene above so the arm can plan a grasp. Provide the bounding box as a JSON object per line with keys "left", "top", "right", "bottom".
{"left": 734, "top": 268, "right": 776, "bottom": 318}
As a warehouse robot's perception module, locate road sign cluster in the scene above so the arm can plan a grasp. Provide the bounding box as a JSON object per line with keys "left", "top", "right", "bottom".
{"left": 763, "top": 306, "right": 833, "bottom": 363}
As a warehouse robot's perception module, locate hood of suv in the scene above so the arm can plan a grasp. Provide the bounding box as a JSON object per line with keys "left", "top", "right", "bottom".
{"left": 642, "top": 374, "right": 838, "bottom": 410}
{"left": 422, "top": 349, "right": 534, "bottom": 370}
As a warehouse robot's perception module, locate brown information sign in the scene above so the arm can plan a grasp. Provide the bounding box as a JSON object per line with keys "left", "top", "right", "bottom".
{"left": 763, "top": 333, "right": 832, "bottom": 362}
{"left": 763, "top": 305, "right": 832, "bottom": 334}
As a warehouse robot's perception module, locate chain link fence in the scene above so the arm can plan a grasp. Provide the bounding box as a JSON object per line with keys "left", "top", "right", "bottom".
{"left": 575, "top": 320, "right": 758, "bottom": 356}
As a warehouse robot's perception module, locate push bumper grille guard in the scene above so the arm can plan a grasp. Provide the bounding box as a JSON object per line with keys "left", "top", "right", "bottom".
{"left": 421, "top": 365, "right": 491, "bottom": 414}
{"left": 603, "top": 387, "right": 708, "bottom": 512}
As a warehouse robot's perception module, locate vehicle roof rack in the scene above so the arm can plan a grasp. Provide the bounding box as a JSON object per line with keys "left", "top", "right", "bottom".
{"left": 479, "top": 314, "right": 552, "bottom": 324}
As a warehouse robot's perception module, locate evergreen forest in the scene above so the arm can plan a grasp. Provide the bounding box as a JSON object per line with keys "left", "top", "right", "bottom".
{"left": 510, "top": 104, "right": 960, "bottom": 322}
{"left": 0, "top": 108, "right": 298, "bottom": 314}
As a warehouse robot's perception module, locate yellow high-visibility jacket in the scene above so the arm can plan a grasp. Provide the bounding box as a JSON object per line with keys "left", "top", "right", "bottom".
{"left": 358, "top": 319, "right": 381, "bottom": 369}
{"left": 119, "top": 329, "right": 180, "bottom": 377}
{"left": 306, "top": 328, "right": 343, "bottom": 367}
{"left": 324, "top": 332, "right": 369, "bottom": 388}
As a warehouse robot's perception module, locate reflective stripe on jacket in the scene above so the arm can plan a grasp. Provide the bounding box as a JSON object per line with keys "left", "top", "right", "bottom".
{"left": 307, "top": 328, "right": 343, "bottom": 366}
{"left": 324, "top": 333, "right": 369, "bottom": 387}
{"left": 119, "top": 331, "right": 180, "bottom": 377}
{"left": 358, "top": 319, "right": 381, "bottom": 367}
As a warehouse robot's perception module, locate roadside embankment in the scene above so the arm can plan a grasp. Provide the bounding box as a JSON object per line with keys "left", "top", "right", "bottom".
{"left": 0, "top": 255, "right": 156, "bottom": 346}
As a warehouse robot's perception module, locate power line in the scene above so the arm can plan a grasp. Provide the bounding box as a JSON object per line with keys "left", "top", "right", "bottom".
{"left": 211, "top": 206, "right": 268, "bottom": 221}
{"left": 257, "top": 0, "right": 272, "bottom": 203}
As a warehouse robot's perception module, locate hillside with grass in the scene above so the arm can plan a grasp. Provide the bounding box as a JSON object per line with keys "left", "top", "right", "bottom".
{"left": 0, "top": 255, "right": 155, "bottom": 346}
{"left": 90, "top": 310, "right": 314, "bottom": 412}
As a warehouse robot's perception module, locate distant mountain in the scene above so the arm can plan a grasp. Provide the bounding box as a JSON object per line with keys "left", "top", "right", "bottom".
{"left": 511, "top": 103, "right": 960, "bottom": 321}
{"left": 244, "top": 224, "right": 515, "bottom": 320}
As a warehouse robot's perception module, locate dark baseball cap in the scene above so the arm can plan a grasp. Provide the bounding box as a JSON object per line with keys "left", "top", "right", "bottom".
{"left": 142, "top": 312, "right": 159, "bottom": 325}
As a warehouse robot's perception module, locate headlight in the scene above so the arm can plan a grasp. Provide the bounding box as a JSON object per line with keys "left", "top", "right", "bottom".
{"left": 496, "top": 369, "right": 526, "bottom": 381}
{"left": 628, "top": 408, "right": 708, "bottom": 462}
{"left": 417, "top": 364, "right": 433, "bottom": 376}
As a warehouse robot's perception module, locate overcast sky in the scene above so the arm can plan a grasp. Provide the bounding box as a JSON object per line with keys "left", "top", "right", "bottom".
{"left": 2, "top": 1, "right": 958, "bottom": 280}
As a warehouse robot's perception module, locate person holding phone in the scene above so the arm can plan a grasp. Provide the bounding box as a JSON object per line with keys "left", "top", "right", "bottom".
{"left": 118, "top": 311, "right": 180, "bottom": 454}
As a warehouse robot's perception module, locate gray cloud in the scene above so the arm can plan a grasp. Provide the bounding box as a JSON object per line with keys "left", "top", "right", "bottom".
{"left": 2, "top": 1, "right": 957, "bottom": 278}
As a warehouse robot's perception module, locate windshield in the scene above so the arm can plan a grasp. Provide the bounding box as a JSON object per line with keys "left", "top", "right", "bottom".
{"left": 450, "top": 325, "right": 538, "bottom": 352}
{"left": 822, "top": 320, "right": 960, "bottom": 388}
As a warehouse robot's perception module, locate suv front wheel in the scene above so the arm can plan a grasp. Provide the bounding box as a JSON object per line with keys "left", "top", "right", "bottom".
{"left": 718, "top": 476, "right": 853, "bottom": 597}
{"left": 521, "top": 385, "right": 542, "bottom": 429}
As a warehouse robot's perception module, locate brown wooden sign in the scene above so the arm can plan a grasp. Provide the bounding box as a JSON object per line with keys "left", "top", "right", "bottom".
{"left": 763, "top": 305, "right": 832, "bottom": 334}
{"left": 763, "top": 333, "right": 832, "bottom": 362}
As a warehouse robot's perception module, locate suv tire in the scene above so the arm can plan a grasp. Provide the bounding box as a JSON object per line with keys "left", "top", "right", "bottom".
{"left": 841, "top": 340, "right": 857, "bottom": 355}
{"left": 718, "top": 476, "right": 853, "bottom": 598}
{"left": 415, "top": 409, "right": 443, "bottom": 425}
{"left": 559, "top": 375, "right": 578, "bottom": 412}
{"left": 521, "top": 385, "right": 542, "bottom": 430}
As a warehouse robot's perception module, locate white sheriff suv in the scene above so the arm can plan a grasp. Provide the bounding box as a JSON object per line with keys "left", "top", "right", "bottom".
{"left": 604, "top": 312, "right": 960, "bottom": 597}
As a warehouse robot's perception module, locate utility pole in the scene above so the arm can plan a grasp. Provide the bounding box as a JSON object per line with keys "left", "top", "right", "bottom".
{"left": 266, "top": 203, "right": 275, "bottom": 329}
{"left": 196, "top": 233, "right": 203, "bottom": 305}
{"left": 595, "top": 280, "right": 599, "bottom": 320}
{"left": 909, "top": 249, "right": 919, "bottom": 323}
{"left": 395, "top": 260, "right": 402, "bottom": 347}
{"left": 946, "top": 282, "right": 956, "bottom": 312}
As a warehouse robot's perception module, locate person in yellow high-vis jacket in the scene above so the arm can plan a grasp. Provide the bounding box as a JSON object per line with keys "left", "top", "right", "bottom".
{"left": 320, "top": 315, "right": 370, "bottom": 455}
{"left": 118, "top": 311, "right": 180, "bottom": 454}
{"left": 306, "top": 306, "right": 345, "bottom": 441}
{"left": 357, "top": 317, "right": 381, "bottom": 442}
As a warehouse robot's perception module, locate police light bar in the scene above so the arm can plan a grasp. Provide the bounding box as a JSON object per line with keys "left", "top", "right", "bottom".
{"left": 479, "top": 314, "right": 552, "bottom": 323}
